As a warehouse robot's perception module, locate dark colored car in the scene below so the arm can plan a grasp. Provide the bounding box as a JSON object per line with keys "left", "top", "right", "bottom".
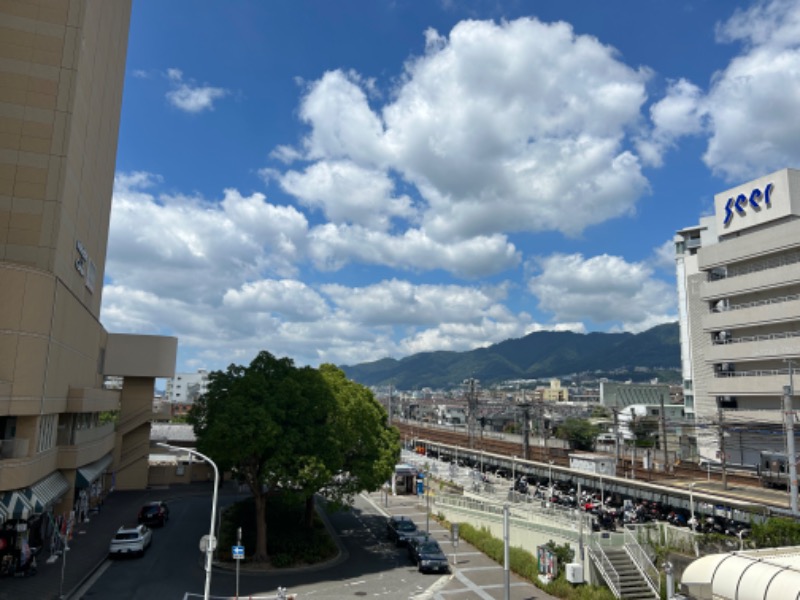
{"left": 387, "top": 516, "right": 418, "bottom": 546}
{"left": 138, "top": 501, "right": 169, "bottom": 527}
{"left": 408, "top": 536, "right": 449, "bottom": 573}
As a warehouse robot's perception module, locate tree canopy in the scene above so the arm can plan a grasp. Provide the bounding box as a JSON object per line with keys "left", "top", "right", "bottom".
{"left": 188, "top": 351, "right": 400, "bottom": 562}
{"left": 554, "top": 417, "right": 600, "bottom": 451}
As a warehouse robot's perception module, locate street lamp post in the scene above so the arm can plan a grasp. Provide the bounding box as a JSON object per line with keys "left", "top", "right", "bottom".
{"left": 548, "top": 460, "right": 554, "bottom": 498}
{"left": 689, "top": 483, "right": 697, "bottom": 532}
{"left": 158, "top": 443, "right": 219, "bottom": 600}
{"left": 512, "top": 456, "right": 517, "bottom": 484}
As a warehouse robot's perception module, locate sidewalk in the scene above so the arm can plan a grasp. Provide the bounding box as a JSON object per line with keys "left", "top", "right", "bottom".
{"left": 364, "top": 490, "right": 561, "bottom": 600}
{"left": 0, "top": 483, "right": 214, "bottom": 600}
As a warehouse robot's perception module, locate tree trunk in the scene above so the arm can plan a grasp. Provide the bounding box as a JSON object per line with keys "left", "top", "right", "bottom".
{"left": 253, "top": 491, "right": 269, "bottom": 562}
{"left": 304, "top": 495, "right": 315, "bottom": 529}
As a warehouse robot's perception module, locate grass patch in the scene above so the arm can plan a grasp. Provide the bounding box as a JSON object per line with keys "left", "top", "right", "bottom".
{"left": 218, "top": 494, "right": 337, "bottom": 566}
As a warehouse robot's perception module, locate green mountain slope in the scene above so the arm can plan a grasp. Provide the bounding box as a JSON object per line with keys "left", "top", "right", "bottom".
{"left": 340, "top": 322, "right": 680, "bottom": 389}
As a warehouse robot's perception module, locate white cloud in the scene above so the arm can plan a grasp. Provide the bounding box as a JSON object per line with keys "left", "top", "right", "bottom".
{"left": 306, "top": 223, "right": 519, "bottom": 277}
{"left": 273, "top": 17, "right": 652, "bottom": 246}
{"left": 527, "top": 253, "right": 677, "bottom": 332}
{"left": 637, "top": 0, "right": 800, "bottom": 181}
{"left": 638, "top": 78, "right": 706, "bottom": 167}
{"left": 165, "top": 67, "right": 229, "bottom": 113}
{"left": 277, "top": 160, "right": 415, "bottom": 229}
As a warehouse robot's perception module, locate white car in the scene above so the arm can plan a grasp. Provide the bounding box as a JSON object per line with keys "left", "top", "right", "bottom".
{"left": 109, "top": 524, "right": 153, "bottom": 558}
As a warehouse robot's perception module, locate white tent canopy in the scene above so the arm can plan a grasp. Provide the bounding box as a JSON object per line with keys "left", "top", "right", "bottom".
{"left": 681, "top": 547, "right": 800, "bottom": 600}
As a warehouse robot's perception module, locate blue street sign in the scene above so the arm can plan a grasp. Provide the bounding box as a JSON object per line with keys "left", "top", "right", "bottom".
{"left": 232, "top": 545, "right": 244, "bottom": 560}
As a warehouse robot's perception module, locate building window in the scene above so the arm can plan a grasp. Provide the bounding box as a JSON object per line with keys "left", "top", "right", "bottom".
{"left": 37, "top": 414, "right": 57, "bottom": 453}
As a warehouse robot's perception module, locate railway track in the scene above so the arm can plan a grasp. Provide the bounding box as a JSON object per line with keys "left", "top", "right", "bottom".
{"left": 395, "top": 421, "right": 764, "bottom": 494}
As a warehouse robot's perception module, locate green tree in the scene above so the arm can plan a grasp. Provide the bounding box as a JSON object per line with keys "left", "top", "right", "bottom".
{"left": 188, "top": 353, "right": 400, "bottom": 563}
{"left": 554, "top": 418, "right": 599, "bottom": 451}
{"left": 751, "top": 517, "right": 800, "bottom": 548}
{"left": 318, "top": 364, "right": 400, "bottom": 507}
{"left": 189, "top": 351, "right": 335, "bottom": 562}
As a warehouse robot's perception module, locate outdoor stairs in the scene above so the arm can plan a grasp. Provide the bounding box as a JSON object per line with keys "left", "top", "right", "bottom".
{"left": 603, "top": 548, "right": 658, "bottom": 600}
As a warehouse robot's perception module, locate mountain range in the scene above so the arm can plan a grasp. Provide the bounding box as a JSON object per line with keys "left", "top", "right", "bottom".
{"left": 340, "top": 322, "right": 681, "bottom": 390}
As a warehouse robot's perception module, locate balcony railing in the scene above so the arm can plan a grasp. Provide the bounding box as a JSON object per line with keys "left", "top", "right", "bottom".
{"left": 713, "top": 292, "right": 800, "bottom": 313}
{"left": 713, "top": 330, "right": 800, "bottom": 345}
{"left": 714, "top": 367, "right": 795, "bottom": 378}
{"left": 707, "top": 250, "right": 800, "bottom": 282}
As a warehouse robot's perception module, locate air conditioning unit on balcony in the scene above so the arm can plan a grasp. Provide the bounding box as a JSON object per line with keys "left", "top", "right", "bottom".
{"left": 565, "top": 562, "right": 584, "bottom": 584}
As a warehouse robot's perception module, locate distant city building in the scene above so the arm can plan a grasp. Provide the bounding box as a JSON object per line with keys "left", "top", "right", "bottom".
{"left": 165, "top": 370, "right": 210, "bottom": 417}
{"left": 534, "top": 379, "right": 569, "bottom": 402}
{"left": 675, "top": 168, "right": 800, "bottom": 466}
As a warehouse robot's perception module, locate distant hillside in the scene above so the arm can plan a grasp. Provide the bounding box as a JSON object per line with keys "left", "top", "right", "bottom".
{"left": 340, "top": 322, "right": 680, "bottom": 389}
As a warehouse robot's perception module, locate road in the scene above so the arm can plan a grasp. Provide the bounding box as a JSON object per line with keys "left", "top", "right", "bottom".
{"left": 80, "top": 491, "right": 448, "bottom": 599}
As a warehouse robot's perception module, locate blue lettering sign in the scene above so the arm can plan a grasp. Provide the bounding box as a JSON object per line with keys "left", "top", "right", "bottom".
{"left": 723, "top": 183, "right": 773, "bottom": 225}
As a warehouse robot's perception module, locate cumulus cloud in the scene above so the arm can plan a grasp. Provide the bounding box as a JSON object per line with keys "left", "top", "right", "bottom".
{"left": 637, "top": 0, "right": 800, "bottom": 181}
{"left": 527, "top": 253, "right": 677, "bottom": 332}
{"left": 165, "top": 68, "right": 229, "bottom": 113}
{"left": 272, "top": 17, "right": 652, "bottom": 245}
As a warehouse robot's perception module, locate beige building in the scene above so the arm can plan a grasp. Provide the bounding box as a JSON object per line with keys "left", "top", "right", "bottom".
{"left": 675, "top": 168, "right": 800, "bottom": 466}
{"left": 0, "top": 0, "right": 175, "bottom": 549}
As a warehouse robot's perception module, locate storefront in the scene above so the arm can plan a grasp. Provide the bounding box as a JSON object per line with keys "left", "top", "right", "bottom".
{"left": 74, "top": 454, "right": 113, "bottom": 521}
{"left": 0, "top": 471, "right": 69, "bottom": 576}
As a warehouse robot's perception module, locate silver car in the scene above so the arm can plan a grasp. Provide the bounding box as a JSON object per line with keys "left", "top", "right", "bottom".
{"left": 109, "top": 524, "right": 153, "bottom": 558}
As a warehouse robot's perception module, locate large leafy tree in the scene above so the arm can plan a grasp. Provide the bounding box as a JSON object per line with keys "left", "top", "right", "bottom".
{"left": 188, "top": 353, "right": 399, "bottom": 562}
{"left": 318, "top": 364, "right": 400, "bottom": 506}
{"left": 188, "top": 352, "right": 335, "bottom": 561}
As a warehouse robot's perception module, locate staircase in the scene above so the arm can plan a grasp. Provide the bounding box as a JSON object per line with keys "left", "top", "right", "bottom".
{"left": 602, "top": 548, "right": 658, "bottom": 600}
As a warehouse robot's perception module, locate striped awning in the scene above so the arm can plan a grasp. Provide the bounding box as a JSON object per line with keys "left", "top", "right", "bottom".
{"left": 76, "top": 453, "right": 113, "bottom": 488}
{"left": 0, "top": 490, "right": 34, "bottom": 520}
{"left": 27, "top": 471, "right": 69, "bottom": 511}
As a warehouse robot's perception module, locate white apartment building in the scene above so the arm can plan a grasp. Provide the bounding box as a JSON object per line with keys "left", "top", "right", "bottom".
{"left": 675, "top": 168, "right": 800, "bottom": 466}
{"left": 166, "top": 370, "right": 210, "bottom": 406}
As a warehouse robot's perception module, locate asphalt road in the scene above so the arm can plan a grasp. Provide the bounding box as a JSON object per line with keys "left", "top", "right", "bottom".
{"left": 80, "top": 491, "right": 446, "bottom": 599}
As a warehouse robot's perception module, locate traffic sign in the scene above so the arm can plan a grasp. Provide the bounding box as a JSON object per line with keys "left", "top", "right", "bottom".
{"left": 232, "top": 545, "right": 245, "bottom": 560}
{"left": 199, "top": 535, "right": 217, "bottom": 552}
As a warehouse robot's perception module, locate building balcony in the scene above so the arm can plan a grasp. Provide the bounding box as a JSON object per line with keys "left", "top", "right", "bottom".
{"left": 0, "top": 447, "right": 58, "bottom": 490}
{"left": 56, "top": 425, "right": 116, "bottom": 470}
{"left": 703, "top": 295, "right": 800, "bottom": 331}
{"left": 0, "top": 437, "right": 29, "bottom": 459}
{"left": 706, "top": 332, "right": 800, "bottom": 363}
{"left": 700, "top": 261, "right": 800, "bottom": 301}
{"left": 706, "top": 371, "right": 793, "bottom": 397}
{"left": 66, "top": 387, "right": 120, "bottom": 413}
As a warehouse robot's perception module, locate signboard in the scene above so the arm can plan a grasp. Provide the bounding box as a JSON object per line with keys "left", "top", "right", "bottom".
{"left": 714, "top": 168, "right": 799, "bottom": 235}
{"left": 232, "top": 545, "right": 244, "bottom": 560}
{"left": 536, "top": 545, "right": 558, "bottom": 580}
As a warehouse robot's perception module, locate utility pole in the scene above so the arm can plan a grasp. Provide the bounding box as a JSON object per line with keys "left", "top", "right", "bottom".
{"left": 388, "top": 385, "right": 393, "bottom": 425}
{"left": 612, "top": 408, "right": 621, "bottom": 465}
{"left": 522, "top": 404, "right": 531, "bottom": 461}
{"left": 465, "top": 378, "right": 479, "bottom": 449}
{"left": 718, "top": 400, "right": 728, "bottom": 490}
{"left": 784, "top": 359, "right": 798, "bottom": 516}
{"left": 660, "top": 392, "right": 669, "bottom": 473}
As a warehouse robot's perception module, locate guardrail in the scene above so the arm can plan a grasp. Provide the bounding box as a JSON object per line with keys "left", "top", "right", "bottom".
{"left": 624, "top": 525, "right": 660, "bottom": 598}
{"left": 588, "top": 537, "right": 621, "bottom": 598}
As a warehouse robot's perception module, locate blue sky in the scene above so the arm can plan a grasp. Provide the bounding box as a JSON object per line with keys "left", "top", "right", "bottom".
{"left": 101, "top": 0, "right": 800, "bottom": 373}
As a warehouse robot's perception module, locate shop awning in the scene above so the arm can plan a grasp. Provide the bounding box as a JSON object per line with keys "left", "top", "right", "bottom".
{"left": 76, "top": 454, "right": 113, "bottom": 488}
{"left": 0, "top": 490, "right": 34, "bottom": 520}
{"left": 27, "top": 471, "right": 69, "bottom": 511}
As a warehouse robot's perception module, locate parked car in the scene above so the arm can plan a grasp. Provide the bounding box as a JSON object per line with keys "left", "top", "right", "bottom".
{"left": 138, "top": 501, "right": 169, "bottom": 526}
{"left": 408, "top": 536, "right": 449, "bottom": 573}
{"left": 109, "top": 524, "right": 153, "bottom": 558}
{"left": 387, "top": 516, "right": 419, "bottom": 546}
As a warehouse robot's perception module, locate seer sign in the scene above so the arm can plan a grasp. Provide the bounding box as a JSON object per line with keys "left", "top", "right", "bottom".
{"left": 723, "top": 182, "right": 773, "bottom": 226}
